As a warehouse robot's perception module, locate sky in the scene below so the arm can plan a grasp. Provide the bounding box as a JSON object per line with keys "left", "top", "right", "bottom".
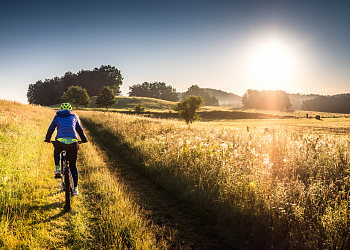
{"left": 1, "top": 0, "right": 350, "bottom": 103}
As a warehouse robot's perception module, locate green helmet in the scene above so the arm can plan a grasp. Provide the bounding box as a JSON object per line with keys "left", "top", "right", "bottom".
{"left": 60, "top": 103, "right": 72, "bottom": 111}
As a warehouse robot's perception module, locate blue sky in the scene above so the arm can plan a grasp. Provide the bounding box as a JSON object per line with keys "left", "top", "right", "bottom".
{"left": 1, "top": 0, "right": 350, "bottom": 103}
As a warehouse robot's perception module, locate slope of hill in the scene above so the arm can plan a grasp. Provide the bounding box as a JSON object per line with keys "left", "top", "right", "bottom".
{"left": 288, "top": 93, "right": 319, "bottom": 110}
{"left": 51, "top": 96, "right": 178, "bottom": 111}
{"left": 203, "top": 88, "right": 242, "bottom": 107}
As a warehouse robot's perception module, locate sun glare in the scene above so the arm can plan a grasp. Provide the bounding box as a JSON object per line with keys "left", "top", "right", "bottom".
{"left": 247, "top": 40, "right": 294, "bottom": 90}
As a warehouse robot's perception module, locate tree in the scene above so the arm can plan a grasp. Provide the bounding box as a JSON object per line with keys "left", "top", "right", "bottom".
{"left": 27, "top": 65, "right": 123, "bottom": 106}
{"left": 241, "top": 89, "right": 291, "bottom": 110}
{"left": 241, "top": 89, "right": 261, "bottom": 109}
{"left": 182, "top": 85, "right": 219, "bottom": 106}
{"left": 77, "top": 65, "right": 123, "bottom": 96}
{"left": 62, "top": 86, "right": 90, "bottom": 109}
{"left": 27, "top": 77, "right": 61, "bottom": 105}
{"left": 173, "top": 95, "right": 203, "bottom": 124}
{"left": 95, "top": 86, "right": 117, "bottom": 110}
{"left": 134, "top": 103, "right": 145, "bottom": 113}
{"left": 128, "top": 81, "right": 179, "bottom": 101}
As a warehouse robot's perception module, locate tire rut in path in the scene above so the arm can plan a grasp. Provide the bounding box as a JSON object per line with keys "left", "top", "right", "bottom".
{"left": 84, "top": 125, "right": 239, "bottom": 249}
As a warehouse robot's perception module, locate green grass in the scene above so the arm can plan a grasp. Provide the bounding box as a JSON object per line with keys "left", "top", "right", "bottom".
{"left": 0, "top": 100, "right": 72, "bottom": 248}
{"left": 78, "top": 111, "right": 350, "bottom": 249}
{"left": 51, "top": 96, "right": 178, "bottom": 112}
{"left": 0, "top": 99, "right": 169, "bottom": 249}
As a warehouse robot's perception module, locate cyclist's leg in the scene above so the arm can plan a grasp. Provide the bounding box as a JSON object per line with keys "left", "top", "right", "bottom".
{"left": 69, "top": 162, "right": 79, "bottom": 188}
{"left": 53, "top": 141, "right": 65, "bottom": 177}
{"left": 54, "top": 150, "right": 60, "bottom": 166}
{"left": 66, "top": 142, "right": 80, "bottom": 188}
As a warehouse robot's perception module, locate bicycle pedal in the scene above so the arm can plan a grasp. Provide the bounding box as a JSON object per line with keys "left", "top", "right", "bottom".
{"left": 55, "top": 173, "right": 62, "bottom": 179}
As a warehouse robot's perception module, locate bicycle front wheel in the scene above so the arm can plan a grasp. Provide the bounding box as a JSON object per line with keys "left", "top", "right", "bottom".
{"left": 65, "top": 168, "right": 71, "bottom": 212}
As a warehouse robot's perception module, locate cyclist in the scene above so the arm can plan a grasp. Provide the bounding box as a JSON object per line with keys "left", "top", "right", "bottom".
{"left": 45, "top": 103, "right": 88, "bottom": 195}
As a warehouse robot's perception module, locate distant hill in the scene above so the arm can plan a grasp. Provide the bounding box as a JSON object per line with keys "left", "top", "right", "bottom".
{"left": 288, "top": 93, "right": 319, "bottom": 110}
{"left": 203, "top": 88, "right": 242, "bottom": 108}
{"left": 200, "top": 90, "right": 319, "bottom": 110}
{"left": 300, "top": 93, "right": 350, "bottom": 113}
{"left": 181, "top": 88, "right": 320, "bottom": 110}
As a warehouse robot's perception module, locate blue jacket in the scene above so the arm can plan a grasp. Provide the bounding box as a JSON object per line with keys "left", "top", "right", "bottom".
{"left": 45, "top": 110, "right": 88, "bottom": 142}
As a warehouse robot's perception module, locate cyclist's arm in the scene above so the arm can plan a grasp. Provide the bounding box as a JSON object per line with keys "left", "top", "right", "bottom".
{"left": 75, "top": 120, "right": 88, "bottom": 143}
{"left": 45, "top": 117, "right": 58, "bottom": 142}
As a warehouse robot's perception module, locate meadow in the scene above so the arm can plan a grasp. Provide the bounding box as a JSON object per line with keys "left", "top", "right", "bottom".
{"left": 0, "top": 100, "right": 168, "bottom": 249}
{"left": 79, "top": 111, "right": 350, "bottom": 249}
{"left": 2, "top": 97, "right": 350, "bottom": 249}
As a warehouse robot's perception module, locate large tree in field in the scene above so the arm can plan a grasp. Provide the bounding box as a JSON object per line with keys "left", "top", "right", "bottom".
{"left": 173, "top": 95, "right": 203, "bottom": 124}
{"left": 128, "top": 81, "right": 178, "bottom": 101}
{"left": 182, "top": 85, "right": 219, "bottom": 106}
{"left": 62, "top": 86, "right": 90, "bottom": 109}
{"left": 77, "top": 65, "right": 123, "bottom": 96}
{"left": 95, "top": 86, "right": 117, "bottom": 110}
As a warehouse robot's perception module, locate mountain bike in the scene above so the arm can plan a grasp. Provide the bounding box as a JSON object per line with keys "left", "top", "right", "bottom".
{"left": 52, "top": 141, "right": 81, "bottom": 212}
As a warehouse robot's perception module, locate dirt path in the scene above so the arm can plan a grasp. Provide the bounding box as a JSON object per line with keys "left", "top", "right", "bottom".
{"left": 82, "top": 120, "right": 244, "bottom": 250}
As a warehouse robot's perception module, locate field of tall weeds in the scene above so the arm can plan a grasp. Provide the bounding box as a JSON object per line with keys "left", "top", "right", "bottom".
{"left": 79, "top": 111, "right": 350, "bottom": 249}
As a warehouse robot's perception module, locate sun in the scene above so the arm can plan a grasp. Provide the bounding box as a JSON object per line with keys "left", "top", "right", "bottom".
{"left": 247, "top": 40, "right": 294, "bottom": 90}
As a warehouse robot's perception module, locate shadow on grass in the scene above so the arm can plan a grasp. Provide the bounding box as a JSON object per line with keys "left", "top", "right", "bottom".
{"left": 29, "top": 201, "right": 66, "bottom": 225}
{"left": 79, "top": 117, "right": 262, "bottom": 249}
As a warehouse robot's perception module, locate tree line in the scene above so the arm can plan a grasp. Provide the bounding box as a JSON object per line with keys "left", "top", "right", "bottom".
{"left": 27, "top": 65, "right": 123, "bottom": 106}
{"left": 128, "top": 83, "right": 219, "bottom": 106}
{"left": 301, "top": 94, "right": 350, "bottom": 113}
{"left": 128, "top": 81, "right": 178, "bottom": 102}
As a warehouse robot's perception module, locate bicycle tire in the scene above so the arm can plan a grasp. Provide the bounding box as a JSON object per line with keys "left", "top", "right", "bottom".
{"left": 64, "top": 160, "right": 71, "bottom": 212}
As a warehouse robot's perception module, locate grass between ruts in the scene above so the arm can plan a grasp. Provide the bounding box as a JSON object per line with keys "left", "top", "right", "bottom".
{"left": 78, "top": 131, "right": 169, "bottom": 249}
{"left": 78, "top": 110, "right": 350, "bottom": 250}
{"left": 0, "top": 100, "right": 168, "bottom": 249}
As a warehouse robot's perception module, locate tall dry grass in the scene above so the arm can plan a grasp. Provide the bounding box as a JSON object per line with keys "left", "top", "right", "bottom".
{"left": 79, "top": 111, "right": 350, "bottom": 249}
{"left": 0, "top": 100, "right": 62, "bottom": 248}
{"left": 78, "top": 135, "right": 169, "bottom": 249}
{"left": 0, "top": 100, "right": 168, "bottom": 249}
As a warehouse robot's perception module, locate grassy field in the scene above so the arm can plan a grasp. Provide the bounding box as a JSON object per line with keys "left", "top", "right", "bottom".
{"left": 4, "top": 98, "right": 350, "bottom": 249}
{"left": 78, "top": 111, "right": 350, "bottom": 249}
{"left": 51, "top": 95, "right": 350, "bottom": 120}
{"left": 0, "top": 100, "right": 168, "bottom": 249}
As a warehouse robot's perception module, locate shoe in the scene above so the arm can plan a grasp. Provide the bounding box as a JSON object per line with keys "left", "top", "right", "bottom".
{"left": 55, "top": 166, "right": 61, "bottom": 178}
{"left": 74, "top": 187, "right": 79, "bottom": 196}
{"left": 55, "top": 173, "right": 61, "bottom": 178}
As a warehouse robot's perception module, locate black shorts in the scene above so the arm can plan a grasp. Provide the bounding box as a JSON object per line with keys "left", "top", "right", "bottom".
{"left": 53, "top": 141, "right": 79, "bottom": 163}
